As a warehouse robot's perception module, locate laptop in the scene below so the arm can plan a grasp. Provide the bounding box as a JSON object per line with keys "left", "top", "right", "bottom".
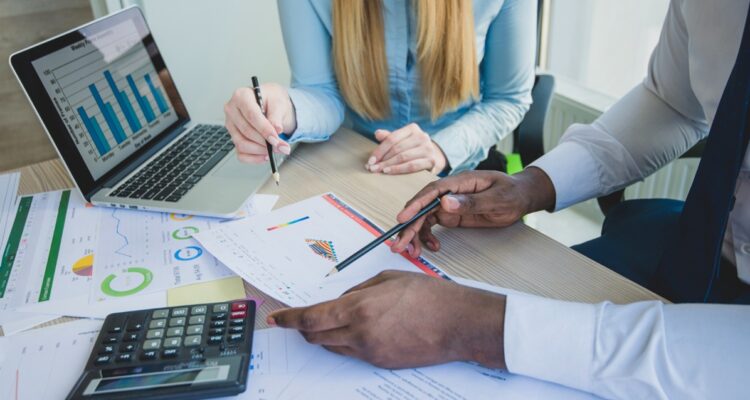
{"left": 10, "top": 6, "right": 280, "bottom": 217}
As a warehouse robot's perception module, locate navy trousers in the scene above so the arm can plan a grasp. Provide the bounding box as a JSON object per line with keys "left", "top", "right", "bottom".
{"left": 572, "top": 199, "right": 750, "bottom": 304}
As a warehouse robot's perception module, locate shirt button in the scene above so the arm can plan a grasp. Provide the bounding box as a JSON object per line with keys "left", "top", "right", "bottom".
{"left": 741, "top": 243, "right": 750, "bottom": 255}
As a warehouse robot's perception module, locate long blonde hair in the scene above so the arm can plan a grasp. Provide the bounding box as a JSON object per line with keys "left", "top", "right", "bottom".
{"left": 332, "top": 0, "right": 479, "bottom": 121}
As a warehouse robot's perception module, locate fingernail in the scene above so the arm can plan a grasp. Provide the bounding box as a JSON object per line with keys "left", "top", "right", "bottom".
{"left": 280, "top": 144, "right": 291, "bottom": 155}
{"left": 264, "top": 155, "right": 269, "bottom": 161}
{"left": 406, "top": 243, "right": 414, "bottom": 255}
{"left": 367, "top": 156, "right": 376, "bottom": 165}
{"left": 370, "top": 164, "right": 381, "bottom": 172}
{"left": 266, "top": 316, "right": 276, "bottom": 326}
{"left": 383, "top": 167, "right": 390, "bottom": 174}
{"left": 443, "top": 195, "right": 460, "bottom": 210}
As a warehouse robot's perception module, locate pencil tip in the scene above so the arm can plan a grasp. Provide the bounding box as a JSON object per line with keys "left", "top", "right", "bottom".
{"left": 325, "top": 268, "right": 338, "bottom": 278}
{"left": 273, "top": 172, "right": 280, "bottom": 185}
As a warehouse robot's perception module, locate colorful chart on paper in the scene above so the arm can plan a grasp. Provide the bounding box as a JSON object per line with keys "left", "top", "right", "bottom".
{"left": 305, "top": 239, "right": 338, "bottom": 262}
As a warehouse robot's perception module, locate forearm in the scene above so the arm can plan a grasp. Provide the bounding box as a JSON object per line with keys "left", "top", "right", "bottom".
{"left": 504, "top": 294, "right": 750, "bottom": 399}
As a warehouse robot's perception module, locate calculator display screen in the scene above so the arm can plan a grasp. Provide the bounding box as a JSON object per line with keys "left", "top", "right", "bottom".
{"left": 83, "top": 365, "right": 229, "bottom": 395}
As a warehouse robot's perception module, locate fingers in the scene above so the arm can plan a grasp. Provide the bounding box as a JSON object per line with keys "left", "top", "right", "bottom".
{"left": 226, "top": 88, "right": 290, "bottom": 155}
{"left": 382, "top": 158, "right": 433, "bottom": 175}
{"left": 367, "top": 125, "right": 417, "bottom": 167}
{"left": 301, "top": 327, "right": 352, "bottom": 347}
{"left": 396, "top": 172, "right": 495, "bottom": 223}
{"left": 269, "top": 299, "right": 350, "bottom": 332}
{"left": 439, "top": 191, "right": 503, "bottom": 216}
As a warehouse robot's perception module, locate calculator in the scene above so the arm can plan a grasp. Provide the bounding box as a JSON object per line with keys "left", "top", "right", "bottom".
{"left": 67, "top": 300, "right": 256, "bottom": 400}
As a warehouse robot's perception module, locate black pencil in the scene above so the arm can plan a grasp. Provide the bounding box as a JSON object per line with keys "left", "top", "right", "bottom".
{"left": 251, "top": 76, "right": 280, "bottom": 185}
{"left": 325, "top": 195, "right": 444, "bottom": 277}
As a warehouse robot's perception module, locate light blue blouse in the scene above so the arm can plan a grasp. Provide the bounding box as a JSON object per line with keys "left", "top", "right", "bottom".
{"left": 277, "top": 0, "right": 536, "bottom": 173}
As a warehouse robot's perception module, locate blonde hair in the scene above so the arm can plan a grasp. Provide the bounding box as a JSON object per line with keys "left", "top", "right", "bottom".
{"left": 332, "top": 0, "right": 479, "bottom": 121}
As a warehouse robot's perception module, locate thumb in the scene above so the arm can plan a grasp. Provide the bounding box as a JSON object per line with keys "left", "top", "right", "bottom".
{"left": 374, "top": 129, "right": 389, "bottom": 142}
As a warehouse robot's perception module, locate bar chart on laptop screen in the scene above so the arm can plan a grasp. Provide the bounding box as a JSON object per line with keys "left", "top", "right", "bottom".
{"left": 31, "top": 19, "right": 178, "bottom": 179}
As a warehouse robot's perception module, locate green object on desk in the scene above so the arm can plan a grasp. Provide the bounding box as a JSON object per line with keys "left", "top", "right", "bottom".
{"left": 507, "top": 153, "right": 523, "bottom": 175}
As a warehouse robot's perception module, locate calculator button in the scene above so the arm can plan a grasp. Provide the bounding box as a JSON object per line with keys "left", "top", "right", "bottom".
{"left": 95, "top": 355, "right": 111, "bottom": 365}
{"left": 169, "top": 317, "right": 186, "bottom": 327}
{"left": 231, "top": 302, "right": 247, "bottom": 312}
{"left": 187, "top": 325, "right": 203, "bottom": 335}
{"left": 171, "top": 307, "right": 188, "bottom": 317}
{"left": 210, "top": 320, "right": 227, "bottom": 328}
{"left": 164, "top": 338, "right": 182, "bottom": 348}
{"left": 229, "top": 319, "right": 244, "bottom": 327}
{"left": 146, "top": 329, "right": 164, "bottom": 339}
{"left": 123, "top": 333, "right": 139, "bottom": 342}
{"left": 102, "top": 336, "right": 118, "bottom": 344}
{"left": 207, "top": 335, "right": 223, "bottom": 345}
{"left": 209, "top": 328, "right": 225, "bottom": 336}
{"left": 166, "top": 327, "right": 184, "bottom": 337}
{"left": 230, "top": 311, "right": 247, "bottom": 319}
{"left": 162, "top": 349, "right": 179, "bottom": 358}
{"left": 119, "top": 344, "right": 136, "bottom": 353}
{"left": 99, "top": 345, "right": 115, "bottom": 355}
{"left": 152, "top": 309, "right": 169, "bottom": 319}
{"left": 143, "top": 339, "right": 161, "bottom": 350}
{"left": 126, "top": 313, "right": 147, "bottom": 332}
{"left": 191, "top": 305, "right": 207, "bottom": 315}
{"left": 149, "top": 319, "right": 166, "bottom": 329}
{"left": 184, "top": 335, "right": 202, "bottom": 347}
{"left": 108, "top": 325, "right": 123, "bottom": 334}
{"left": 141, "top": 350, "right": 158, "bottom": 360}
{"left": 188, "top": 316, "right": 205, "bottom": 325}
{"left": 229, "top": 326, "right": 244, "bottom": 334}
{"left": 116, "top": 353, "right": 133, "bottom": 363}
{"left": 212, "top": 304, "right": 229, "bottom": 313}
{"left": 228, "top": 333, "right": 243, "bottom": 342}
{"left": 211, "top": 313, "right": 227, "bottom": 321}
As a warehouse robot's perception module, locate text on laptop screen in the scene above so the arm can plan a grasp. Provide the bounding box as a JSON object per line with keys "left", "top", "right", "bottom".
{"left": 31, "top": 19, "right": 178, "bottom": 180}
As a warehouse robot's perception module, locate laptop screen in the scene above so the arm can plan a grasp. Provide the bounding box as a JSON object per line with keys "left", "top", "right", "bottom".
{"left": 30, "top": 17, "right": 179, "bottom": 180}
{"left": 11, "top": 7, "right": 190, "bottom": 198}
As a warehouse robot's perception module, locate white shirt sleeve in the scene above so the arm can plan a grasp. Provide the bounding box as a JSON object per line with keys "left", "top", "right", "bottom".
{"left": 503, "top": 293, "right": 750, "bottom": 399}
{"left": 530, "top": 0, "right": 708, "bottom": 211}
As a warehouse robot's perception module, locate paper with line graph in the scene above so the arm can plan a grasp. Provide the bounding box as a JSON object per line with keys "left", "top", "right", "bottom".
{"left": 90, "top": 194, "right": 277, "bottom": 302}
{"left": 193, "top": 193, "right": 450, "bottom": 307}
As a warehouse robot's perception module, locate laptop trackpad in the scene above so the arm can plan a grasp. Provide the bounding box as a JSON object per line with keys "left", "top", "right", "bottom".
{"left": 211, "top": 153, "right": 267, "bottom": 179}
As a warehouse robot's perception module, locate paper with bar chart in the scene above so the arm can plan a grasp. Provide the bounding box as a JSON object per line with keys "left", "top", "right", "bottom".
{"left": 0, "top": 190, "right": 103, "bottom": 333}
{"left": 193, "top": 193, "right": 451, "bottom": 307}
{"left": 31, "top": 18, "right": 177, "bottom": 180}
{"left": 90, "top": 195, "right": 277, "bottom": 302}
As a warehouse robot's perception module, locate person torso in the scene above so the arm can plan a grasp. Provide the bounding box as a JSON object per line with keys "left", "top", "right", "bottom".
{"left": 678, "top": 0, "right": 750, "bottom": 282}
{"left": 306, "top": 0, "right": 505, "bottom": 139}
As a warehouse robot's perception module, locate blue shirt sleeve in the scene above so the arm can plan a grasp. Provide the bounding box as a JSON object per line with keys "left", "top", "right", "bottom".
{"left": 277, "top": 0, "right": 345, "bottom": 143}
{"left": 431, "top": 0, "right": 537, "bottom": 173}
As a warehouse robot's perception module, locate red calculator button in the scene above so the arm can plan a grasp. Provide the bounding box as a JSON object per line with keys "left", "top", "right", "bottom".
{"left": 230, "top": 311, "right": 246, "bottom": 319}
{"left": 231, "top": 302, "right": 247, "bottom": 312}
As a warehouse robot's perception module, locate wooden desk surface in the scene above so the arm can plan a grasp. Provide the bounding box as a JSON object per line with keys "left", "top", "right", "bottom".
{"left": 12, "top": 129, "right": 664, "bottom": 332}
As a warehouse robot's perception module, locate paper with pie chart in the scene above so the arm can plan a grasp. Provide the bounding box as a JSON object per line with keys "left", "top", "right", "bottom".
{"left": 90, "top": 194, "right": 277, "bottom": 302}
{"left": 0, "top": 190, "right": 103, "bottom": 332}
{"left": 193, "top": 193, "right": 451, "bottom": 307}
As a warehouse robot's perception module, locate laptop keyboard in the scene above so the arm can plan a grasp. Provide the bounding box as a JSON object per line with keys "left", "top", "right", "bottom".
{"left": 110, "top": 124, "right": 234, "bottom": 202}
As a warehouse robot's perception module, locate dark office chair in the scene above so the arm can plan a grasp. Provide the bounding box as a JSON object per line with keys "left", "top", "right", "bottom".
{"left": 476, "top": 73, "right": 556, "bottom": 172}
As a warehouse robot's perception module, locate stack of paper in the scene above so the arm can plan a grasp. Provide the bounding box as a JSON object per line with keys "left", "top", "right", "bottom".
{"left": 0, "top": 170, "right": 278, "bottom": 335}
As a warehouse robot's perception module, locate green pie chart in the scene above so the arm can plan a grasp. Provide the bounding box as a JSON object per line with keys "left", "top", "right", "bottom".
{"left": 100, "top": 267, "right": 153, "bottom": 297}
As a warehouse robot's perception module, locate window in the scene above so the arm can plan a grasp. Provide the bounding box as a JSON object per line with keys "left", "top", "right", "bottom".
{"left": 543, "top": 0, "right": 669, "bottom": 100}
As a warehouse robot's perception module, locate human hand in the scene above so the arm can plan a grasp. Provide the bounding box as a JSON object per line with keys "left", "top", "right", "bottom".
{"left": 365, "top": 123, "right": 447, "bottom": 175}
{"left": 392, "top": 168, "right": 556, "bottom": 257}
{"left": 224, "top": 82, "right": 295, "bottom": 163}
{"left": 268, "top": 270, "right": 507, "bottom": 369}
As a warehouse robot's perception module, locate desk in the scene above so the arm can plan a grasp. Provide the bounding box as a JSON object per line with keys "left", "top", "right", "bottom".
{"left": 12, "top": 128, "right": 664, "bottom": 332}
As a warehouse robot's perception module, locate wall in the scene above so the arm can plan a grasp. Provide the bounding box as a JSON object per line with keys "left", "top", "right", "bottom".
{"left": 121, "top": 0, "right": 292, "bottom": 121}
{"left": 0, "top": 0, "right": 94, "bottom": 171}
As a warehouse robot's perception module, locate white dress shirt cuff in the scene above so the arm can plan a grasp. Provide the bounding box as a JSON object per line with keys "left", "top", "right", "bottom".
{"left": 504, "top": 293, "right": 596, "bottom": 392}
{"left": 529, "top": 140, "right": 602, "bottom": 211}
